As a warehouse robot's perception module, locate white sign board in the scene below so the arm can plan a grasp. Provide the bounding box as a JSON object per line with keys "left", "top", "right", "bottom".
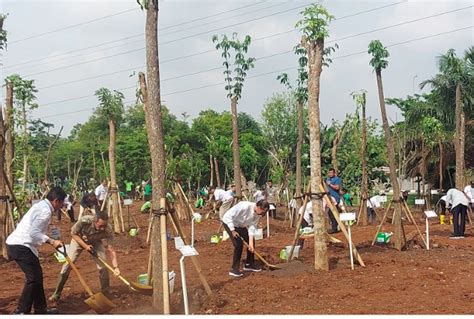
{"left": 178, "top": 245, "right": 199, "bottom": 257}
{"left": 424, "top": 210, "right": 437, "bottom": 218}
{"left": 430, "top": 190, "right": 439, "bottom": 195}
{"left": 340, "top": 212, "right": 356, "bottom": 222}
{"left": 174, "top": 237, "right": 185, "bottom": 249}
{"left": 123, "top": 199, "right": 133, "bottom": 206}
{"left": 378, "top": 196, "right": 387, "bottom": 203}
{"left": 415, "top": 199, "right": 425, "bottom": 205}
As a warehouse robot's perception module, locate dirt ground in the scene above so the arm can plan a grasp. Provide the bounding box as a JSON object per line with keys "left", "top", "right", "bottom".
{"left": 1, "top": 203, "right": 473, "bottom": 315}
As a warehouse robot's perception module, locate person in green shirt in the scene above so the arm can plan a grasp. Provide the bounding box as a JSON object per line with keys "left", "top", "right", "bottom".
{"left": 144, "top": 180, "right": 152, "bottom": 201}
{"left": 125, "top": 181, "right": 133, "bottom": 198}
{"left": 341, "top": 188, "right": 353, "bottom": 207}
{"left": 141, "top": 201, "right": 151, "bottom": 214}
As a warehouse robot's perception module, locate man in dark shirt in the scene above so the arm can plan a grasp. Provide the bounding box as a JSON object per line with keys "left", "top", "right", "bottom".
{"left": 325, "top": 168, "right": 342, "bottom": 234}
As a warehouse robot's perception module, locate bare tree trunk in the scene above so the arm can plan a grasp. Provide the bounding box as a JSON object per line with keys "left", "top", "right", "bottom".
{"left": 331, "top": 127, "right": 343, "bottom": 173}
{"left": 108, "top": 119, "right": 121, "bottom": 234}
{"left": 421, "top": 138, "right": 426, "bottom": 197}
{"left": 438, "top": 139, "right": 443, "bottom": 189}
{"left": 305, "top": 36, "right": 328, "bottom": 270}
{"left": 5, "top": 82, "right": 14, "bottom": 189}
{"left": 230, "top": 96, "right": 242, "bottom": 198}
{"left": 214, "top": 157, "right": 221, "bottom": 189}
{"left": 359, "top": 99, "right": 368, "bottom": 226}
{"left": 1, "top": 104, "right": 8, "bottom": 258}
{"left": 209, "top": 154, "right": 214, "bottom": 186}
{"left": 140, "top": 1, "right": 169, "bottom": 310}
{"left": 454, "top": 83, "right": 463, "bottom": 189}
{"left": 44, "top": 126, "right": 63, "bottom": 187}
{"left": 295, "top": 99, "right": 303, "bottom": 202}
{"left": 21, "top": 103, "right": 28, "bottom": 192}
{"left": 375, "top": 69, "right": 404, "bottom": 251}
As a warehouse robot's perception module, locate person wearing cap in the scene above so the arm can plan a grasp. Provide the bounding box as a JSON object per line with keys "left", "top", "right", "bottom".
{"left": 6, "top": 187, "right": 66, "bottom": 314}
{"left": 222, "top": 200, "right": 269, "bottom": 277}
{"left": 49, "top": 211, "right": 120, "bottom": 302}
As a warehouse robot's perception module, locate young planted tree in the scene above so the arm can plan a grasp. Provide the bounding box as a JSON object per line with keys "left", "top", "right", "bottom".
{"left": 296, "top": 3, "right": 334, "bottom": 270}
{"left": 137, "top": 0, "right": 169, "bottom": 312}
{"left": 351, "top": 90, "right": 369, "bottom": 226}
{"left": 212, "top": 33, "right": 255, "bottom": 199}
{"left": 95, "top": 88, "right": 124, "bottom": 234}
{"left": 5, "top": 81, "right": 14, "bottom": 188}
{"left": 5, "top": 74, "right": 38, "bottom": 191}
{"left": 368, "top": 40, "right": 405, "bottom": 250}
{"left": 277, "top": 44, "right": 308, "bottom": 202}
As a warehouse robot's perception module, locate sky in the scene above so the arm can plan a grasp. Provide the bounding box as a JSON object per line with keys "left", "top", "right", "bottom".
{"left": 0, "top": 0, "right": 472, "bottom": 136}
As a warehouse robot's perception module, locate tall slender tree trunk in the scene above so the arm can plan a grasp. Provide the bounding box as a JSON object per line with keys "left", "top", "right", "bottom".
{"left": 454, "top": 83, "right": 463, "bottom": 189}
{"left": 21, "top": 103, "right": 28, "bottom": 192}
{"left": 5, "top": 82, "right": 14, "bottom": 188}
{"left": 214, "top": 157, "right": 221, "bottom": 189}
{"left": 359, "top": 100, "right": 369, "bottom": 226}
{"left": 141, "top": 1, "right": 169, "bottom": 311}
{"left": 92, "top": 151, "right": 97, "bottom": 182}
{"left": 209, "top": 154, "right": 214, "bottom": 186}
{"left": 375, "top": 69, "right": 404, "bottom": 251}
{"left": 421, "top": 138, "right": 426, "bottom": 197}
{"left": 306, "top": 37, "right": 328, "bottom": 270}
{"left": 331, "top": 127, "right": 343, "bottom": 173}
{"left": 108, "top": 119, "right": 121, "bottom": 234}
{"left": 1, "top": 104, "right": 8, "bottom": 258}
{"left": 438, "top": 139, "right": 443, "bottom": 189}
{"left": 230, "top": 96, "right": 242, "bottom": 198}
{"left": 295, "top": 99, "right": 303, "bottom": 202}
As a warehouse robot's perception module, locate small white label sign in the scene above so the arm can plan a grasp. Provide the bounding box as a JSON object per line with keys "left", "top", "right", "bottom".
{"left": 340, "top": 212, "right": 356, "bottom": 222}
{"left": 123, "top": 199, "right": 133, "bottom": 206}
{"left": 424, "top": 210, "right": 437, "bottom": 218}
{"left": 415, "top": 199, "right": 425, "bottom": 205}
{"left": 178, "top": 245, "right": 199, "bottom": 257}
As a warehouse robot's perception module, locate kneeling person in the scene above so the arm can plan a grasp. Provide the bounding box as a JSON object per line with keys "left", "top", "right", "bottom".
{"left": 222, "top": 200, "right": 269, "bottom": 277}
{"left": 49, "top": 211, "right": 120, "bottom": 301}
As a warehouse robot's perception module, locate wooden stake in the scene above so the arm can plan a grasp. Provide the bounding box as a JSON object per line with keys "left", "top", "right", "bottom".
{"left": 371, "top": 200, "right": 392, "bottom": 246}
{"left": 320, "top": 184, "right": 365, "bottom": 267}
{"left": 159, "top": 198, "right": 170, "bottom": 314}
{"left": 401, "top": 200, "right": 427, "bottom": 248}
{"left": 117, "top": 192, "right": 125, "bottom": 233}
{"left": 167, "top": 201, "right": 212, "bottom": 296}
{"left": 287, "top": 184, "right": 311, "bottom": 262}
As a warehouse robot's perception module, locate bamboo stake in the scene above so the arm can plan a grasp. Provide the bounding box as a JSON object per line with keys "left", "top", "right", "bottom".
{"left": 401, "top": 199, "right": 427, "bottom": 247}
{"left": 287, "top": 184, "right": 311, "bottom": 262}
{"left": 159, "top": 198, "right": 170, "bottom": 314}
{"left": 117, "top": 192, "right": 125, "bottom": 233}
{"left": 320, "top": 184, "right": 365, "bottom": 267}
{"left": 177, "top": 182, "right": 194, "bottom": 219}
{"left": 371, "top": 200, "right": 393, "bottom": 246}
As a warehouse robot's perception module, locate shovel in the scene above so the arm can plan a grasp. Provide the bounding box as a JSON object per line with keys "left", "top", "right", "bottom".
{"left": 88, "top": 250, "right": 153, "bottom": 296}
{"left": 235, "top": 233, "right": 280, "bottom": 270}
{"left": 56, "top": 246, "right": 115, "bottom": 314}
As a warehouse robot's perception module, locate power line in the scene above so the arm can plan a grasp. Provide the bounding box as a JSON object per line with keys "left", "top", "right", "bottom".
{"left": 37, "top": 5, "right": 470, "bottom": 91}
{"left": 10, "top": 8, "right": 140, "bottom": 44}
{"left": 37, "top": 25, "right": 472, "bottom": 112}
{"left": 6, "top": 1, "right": 405, "bottom": 72}
{"left": 4, "top": 0, "right": 271, "bottom": 69}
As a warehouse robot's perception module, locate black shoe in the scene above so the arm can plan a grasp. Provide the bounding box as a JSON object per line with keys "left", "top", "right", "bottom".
{"left": 228, "top": 270, "right": 244, "bottom": 277}
{"left": 243, "top": 264, "right": 262, "bottom": 272}
{"left": 12, "top": 309, "right": 26, "bottom": 315}
{"left": 34, "top": 308, "right": 59, "bottom": 314}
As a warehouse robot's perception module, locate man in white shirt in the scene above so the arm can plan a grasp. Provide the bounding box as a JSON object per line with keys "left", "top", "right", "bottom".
{"left": 265, "top": 180, "right": 277, "bottom": 218}
{"left": 464, "top": 181, "right": 474, "bottom": 209}
{"left": 222, "top": 200, "right": 269, "bottom": 277}
{"left": 253, "top": 185, "right": 265, "bottom": 203}
{"left": 209, "top": 185, "right": 236, "bottom": 220}
{"left": 6, "top": 187, "right": 66, "bottom": 314}
{"left": 95, "top": 180, "right": 108, "bottom": 208}
{"left": 445, "top": 188, "right": 469, "bottom": 238}
{"left": 367, "top": 195, "right": 381, "bottom": 224}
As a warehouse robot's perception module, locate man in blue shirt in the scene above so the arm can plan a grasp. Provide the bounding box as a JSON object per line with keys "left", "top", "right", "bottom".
{"left": 325, "top": 168, "right": 342, "bottom": 233}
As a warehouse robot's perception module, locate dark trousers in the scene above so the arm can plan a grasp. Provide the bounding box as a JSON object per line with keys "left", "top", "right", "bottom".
{"left": 368, "top": 207, "right": 376, "bottom": 223}
{"left": 269, "top": 203, "right": 276, "bottom": 218}
{"left": 67, "top": 208, "right": 76, "bottom": 222}
{"left": 452, "top": 204, "right": 467, "bottom": 236}
{"left": 7, "top": 245, "right": 47, "bottom": 314}
{"left": 326, "top": 205, "right": 340, "bottom": 232}
{"left": 222, "top": 223, "right": 255, "bottom": 271}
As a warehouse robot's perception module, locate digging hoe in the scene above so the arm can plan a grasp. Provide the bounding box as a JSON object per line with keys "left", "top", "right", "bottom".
{"left": 235, "top": 233, "right": 280, "bottom": 270}
{"left": 56, "top": 246, "right": 115, "bottom": 314}
{"left": 87, "top": 249, "right": 153, "bottom": 296}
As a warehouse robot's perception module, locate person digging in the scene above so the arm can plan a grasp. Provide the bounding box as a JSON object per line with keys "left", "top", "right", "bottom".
{"left": 49, "top": 211, "right": 120, "bottom": 302}
{"left": 222, "top": 200, "right": 269, "bottom": 277}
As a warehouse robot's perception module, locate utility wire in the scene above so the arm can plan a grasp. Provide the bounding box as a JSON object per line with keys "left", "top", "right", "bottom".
{"left": 38, "top": 25, "right": 472, "bottom": 111}
{"left": 37, "top": 5, "right": 471, "bottom": 90}
{"left": 6, "top": 1, "right": 405, "bottom": 71}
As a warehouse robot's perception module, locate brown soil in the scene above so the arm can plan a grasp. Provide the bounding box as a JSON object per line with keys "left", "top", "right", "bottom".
{"left": 1, "top": 203, "right": 473, "bottom": 314}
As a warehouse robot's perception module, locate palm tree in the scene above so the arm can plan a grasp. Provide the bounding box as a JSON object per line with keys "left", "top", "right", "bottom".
{"left": 95, "top": 88, "right": 124, "bottom": 234}
{"left": 297, "top": 3, "right": 333, "bottom": 270}
{"left": 420, "top": 48, "right": 473, "bottom": 189}
{"left": 368, "top": 40, "right": 405, "bottom": 251}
